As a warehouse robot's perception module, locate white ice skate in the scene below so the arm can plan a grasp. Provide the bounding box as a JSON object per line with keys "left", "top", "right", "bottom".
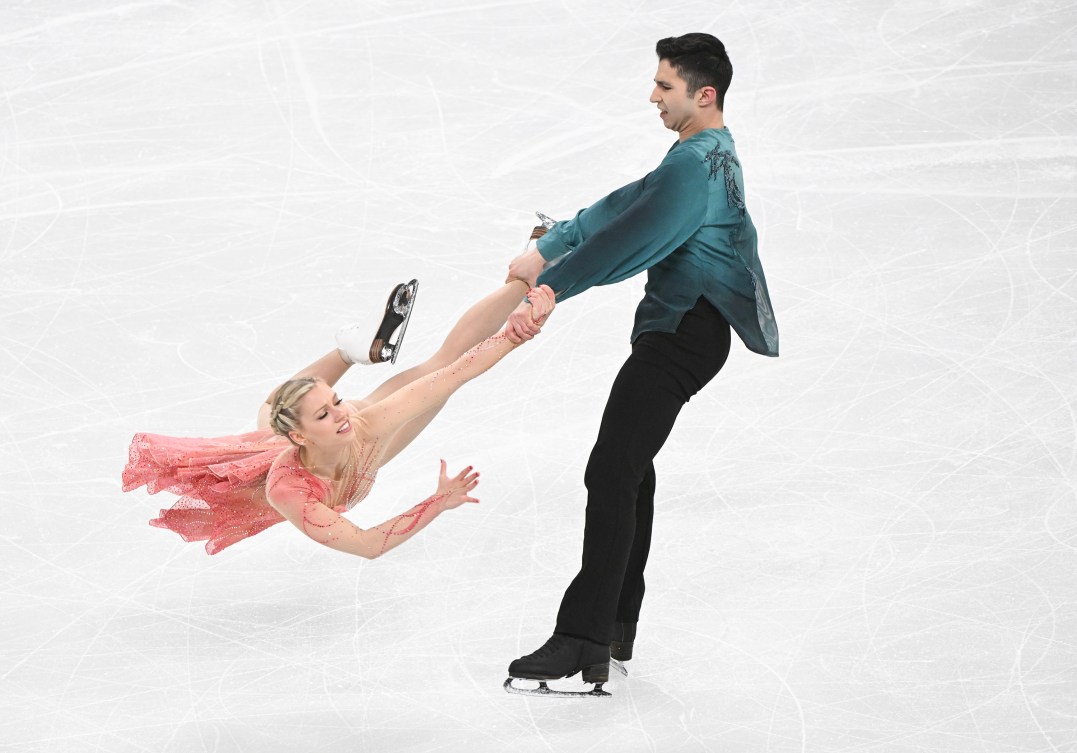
{"left": 507, "top": 212, "right": 561, "bottom": 288}
{"left": 526, "top": 211, "right": 556, "bottom": 251}
{"left": 336, "top": 279, "right": 419, "bottom": 365}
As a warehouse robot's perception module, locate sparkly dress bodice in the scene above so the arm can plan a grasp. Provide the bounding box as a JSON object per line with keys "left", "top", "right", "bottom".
{"left": 265, "top": 432, "right": 380, "bottom": 514}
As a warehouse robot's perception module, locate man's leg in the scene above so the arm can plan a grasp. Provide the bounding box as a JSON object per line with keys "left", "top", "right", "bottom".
{"left": 616, "top": 463, "right": 655, "bottom": 626}
{"left": 508, "top": 298, "right": 731, "bottom": 681}
{"left": 558, "top": 300, "right": 732, "bottom": 643}
{"left": 554, "top": 355, "right": 689, "bottom": 645}
{"left": 609, "top": 299, "right": 732, "bottom": 658}
{"left": 609, "top": 463, "right": 655, "bottom": 661}
{"left": 507, "top": 356, "right": 680, "bottom": 686}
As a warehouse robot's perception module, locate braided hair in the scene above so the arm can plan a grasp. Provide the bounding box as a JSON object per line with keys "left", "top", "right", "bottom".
{"left": 268, "top": 377, "right": 321, "bottom": 445}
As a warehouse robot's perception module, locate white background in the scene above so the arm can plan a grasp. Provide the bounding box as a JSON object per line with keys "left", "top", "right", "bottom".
{"left": 3, "top": 1, "right": 1076, "bottom": 751}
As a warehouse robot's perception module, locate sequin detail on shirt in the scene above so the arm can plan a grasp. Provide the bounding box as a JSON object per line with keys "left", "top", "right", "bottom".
{"left": 702, "top": 146, "right": 745, "bottom": 210}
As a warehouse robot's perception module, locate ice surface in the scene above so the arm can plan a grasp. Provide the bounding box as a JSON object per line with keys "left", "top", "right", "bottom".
{"left": 3, "top": 1, "right": 1076, "bottom": 751}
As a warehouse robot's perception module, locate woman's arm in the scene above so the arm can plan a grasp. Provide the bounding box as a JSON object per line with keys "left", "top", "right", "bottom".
{"left": 268, "top": 461, "right": 479, "bottom": 559}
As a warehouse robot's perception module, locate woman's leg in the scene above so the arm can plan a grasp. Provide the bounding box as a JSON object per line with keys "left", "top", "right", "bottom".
{"left": 365, "top": 279, "right": 530, "bottom": 463}
{"left": 358, "top": 279, "right": 529, "bottom": 406}
{"left": 258, "top": 277, "right": 528, "bottom": 429}
{"left": 258, "top": 279, "right": 528, "bottom": 432}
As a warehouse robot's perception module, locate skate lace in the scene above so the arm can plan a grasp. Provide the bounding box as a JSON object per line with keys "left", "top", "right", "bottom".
{"left": 529, "top": 636, "right": 569, "bottom": 659}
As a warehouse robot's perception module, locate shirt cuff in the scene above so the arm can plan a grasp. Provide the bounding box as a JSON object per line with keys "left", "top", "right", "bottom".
{"left": 536, "top": 230, "right": 572, "bottom": 262}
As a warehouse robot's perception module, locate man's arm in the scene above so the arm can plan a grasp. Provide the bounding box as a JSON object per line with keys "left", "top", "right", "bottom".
{"left": 506, "top": 153, "right": 707, "bottom": 341}
{"left": 540, "top": 153, "right": 707, "bottom": 299}
{"left": 505, "top": 175, "right": 651, "bottom": 288}
{"left": 534, "top": 174, "right": 650, "bottom": 263}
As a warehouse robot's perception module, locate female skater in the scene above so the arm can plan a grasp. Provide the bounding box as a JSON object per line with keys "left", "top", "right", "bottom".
{"left": 122, "top": 279, "right": 555, "bottom": 557}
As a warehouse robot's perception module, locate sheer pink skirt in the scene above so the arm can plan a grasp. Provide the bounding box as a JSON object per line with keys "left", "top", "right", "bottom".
{"left": 122, "top": 429, "right": 290, "bottom": 554}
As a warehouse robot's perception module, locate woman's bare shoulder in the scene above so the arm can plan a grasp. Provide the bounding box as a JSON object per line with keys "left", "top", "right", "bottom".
{"left": 267, "top": 443, "right": 298, "bottom": 474}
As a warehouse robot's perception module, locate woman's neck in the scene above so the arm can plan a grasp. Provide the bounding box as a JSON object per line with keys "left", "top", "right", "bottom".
{"left": 299, "top": 443, "right": 347, "bottom": 481}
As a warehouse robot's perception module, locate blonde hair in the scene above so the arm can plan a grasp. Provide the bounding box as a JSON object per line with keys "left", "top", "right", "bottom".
{"left": 268, "top": 377, "right": 321, "bottom": 444}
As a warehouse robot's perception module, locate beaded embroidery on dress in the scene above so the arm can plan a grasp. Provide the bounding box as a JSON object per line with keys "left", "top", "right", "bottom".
{"left": 264, "top": 434, "right": 379, "bottom": 516}
{"left": 122, "top": 425, "right": 378, "bottom": 554}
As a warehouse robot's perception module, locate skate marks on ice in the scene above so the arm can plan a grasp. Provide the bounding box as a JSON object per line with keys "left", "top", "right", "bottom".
{"left": 4, "top": 0, "right": 1077, "bottom": 750}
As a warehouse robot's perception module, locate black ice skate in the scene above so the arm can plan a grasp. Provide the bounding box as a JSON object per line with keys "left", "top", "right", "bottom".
{"left": 336, "top": 279, "right": 419, "bottom": 365}
{"left": 504, "top": 634, "right": 612, "bottom": 698}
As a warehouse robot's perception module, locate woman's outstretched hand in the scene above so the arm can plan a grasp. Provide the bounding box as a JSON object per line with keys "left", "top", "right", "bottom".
{"left": 505, "top": 284, "right": 556, "bottom": 343}
{"left": 437, "top": 459, "right": 480, "bottom": 509}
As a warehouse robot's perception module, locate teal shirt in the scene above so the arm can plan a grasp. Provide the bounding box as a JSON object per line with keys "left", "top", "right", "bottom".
{"left": 536, "top": 128, "right": 779, "bottom": 356}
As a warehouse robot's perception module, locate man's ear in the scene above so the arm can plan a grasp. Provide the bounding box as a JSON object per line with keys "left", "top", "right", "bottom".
{"left": 697, "top": 86, "right": 718, "bottom": 107}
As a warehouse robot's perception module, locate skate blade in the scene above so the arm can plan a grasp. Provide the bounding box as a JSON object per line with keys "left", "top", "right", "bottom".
{"left": 391, "top": 278, "right": 419, "bottom": 316}
{"left": 534, "top": 211, "right": 556, "bottom": 229}
{"left": 387, "top": 279, "right": 418, "bottom": 365}
{"left": 503, "top": 677, "right": 611, "bottom": 698}
{"left": 610, "top": 659, "right": 629, "bottom": 677}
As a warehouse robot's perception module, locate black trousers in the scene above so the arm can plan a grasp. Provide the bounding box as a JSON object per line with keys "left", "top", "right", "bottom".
{"left": 555, "top": 297, "right": 731, "bottom": 645}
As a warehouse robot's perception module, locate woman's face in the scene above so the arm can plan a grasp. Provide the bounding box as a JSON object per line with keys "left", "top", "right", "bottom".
{"left": 291, "top": 381, "right": 353, "bottom": 448}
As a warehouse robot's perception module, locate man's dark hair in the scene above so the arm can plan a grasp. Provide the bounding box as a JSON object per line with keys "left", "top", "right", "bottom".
{"left": 655, "top": 33, "right": 733, "bottom": 109}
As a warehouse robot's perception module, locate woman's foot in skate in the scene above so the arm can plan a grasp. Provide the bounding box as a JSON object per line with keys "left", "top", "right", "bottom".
{"left": 336, "top": 279, "right": 419, "bottom": 365}
{"left": 505, "top": 211, "right": 557, "bottom": 287}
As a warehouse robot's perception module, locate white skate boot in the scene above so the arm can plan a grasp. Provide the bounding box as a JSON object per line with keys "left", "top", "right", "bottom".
{"left": 336, "top": 279, "right": 419, "bottom": 365}
{"left": 506, "top": 212, "right": 559, "bottom": 288}
{"left": 527, "top": 211, "right": 556, "bottom": 250}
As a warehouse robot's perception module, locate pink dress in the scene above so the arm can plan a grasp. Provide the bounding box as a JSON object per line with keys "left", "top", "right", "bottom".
{"left": 122, "top": 427, "right": 377, "bottom": 554}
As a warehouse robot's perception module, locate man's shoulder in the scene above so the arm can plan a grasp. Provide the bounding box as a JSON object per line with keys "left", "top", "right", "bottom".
{"left": 655, "top": 141, "right": 712, "bottom": 182}
{"left": 660, "top": 130, "right": 733, "bottom": 172}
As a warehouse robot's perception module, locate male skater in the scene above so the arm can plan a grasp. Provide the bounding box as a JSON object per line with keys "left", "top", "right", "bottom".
{"left": 503, "top": 32, "right": 779, "bottom": 693}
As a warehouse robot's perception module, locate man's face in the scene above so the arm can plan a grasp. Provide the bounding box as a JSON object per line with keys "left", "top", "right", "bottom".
{"left": 649, "top": 59, "right": 696, "bottom": 133}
